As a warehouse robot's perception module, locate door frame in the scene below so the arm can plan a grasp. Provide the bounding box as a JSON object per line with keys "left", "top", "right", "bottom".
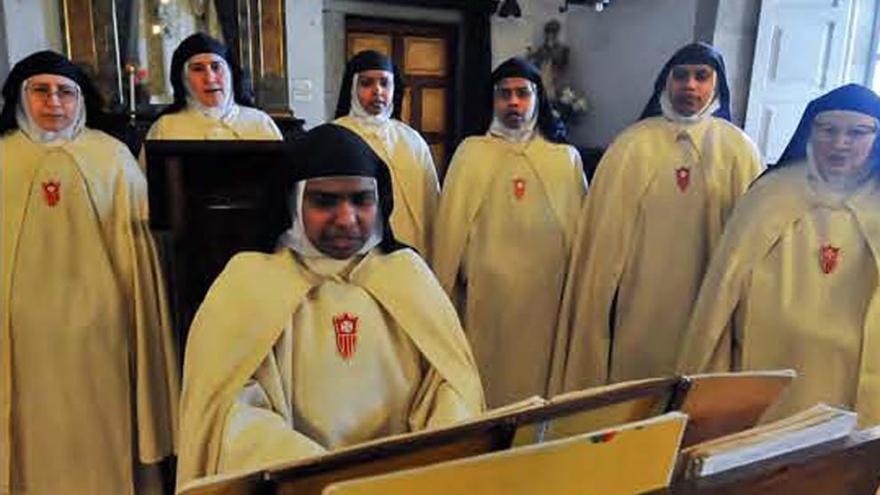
{"left": 351, "top": 0, "right": 495, "bottom": 140}
{"left": 347, "top": 15, "right": 459, "bottom": 176}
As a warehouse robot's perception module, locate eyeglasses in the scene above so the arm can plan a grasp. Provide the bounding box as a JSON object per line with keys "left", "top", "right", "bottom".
{"left": 26, "top": 83, "right": 80, "bottom": 104}
{"left": 812, "top": 123, "right": 878, "bottom": 142}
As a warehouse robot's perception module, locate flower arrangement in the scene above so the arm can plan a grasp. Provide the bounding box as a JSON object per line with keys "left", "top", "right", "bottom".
{"left": 552, "top": 85, "right": 590, "bottom": 125}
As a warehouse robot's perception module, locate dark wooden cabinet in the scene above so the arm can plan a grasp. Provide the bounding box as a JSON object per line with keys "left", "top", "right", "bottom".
{"left": 145, "top": 140, "right": 292, "bottom": 358}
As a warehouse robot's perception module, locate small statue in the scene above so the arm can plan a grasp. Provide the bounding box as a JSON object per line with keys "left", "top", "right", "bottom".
{"left": 527, "top": 20, "right": 588, "bottom": 125}
{"left": 528, "top": 19, "right": 569, "bottom": 100}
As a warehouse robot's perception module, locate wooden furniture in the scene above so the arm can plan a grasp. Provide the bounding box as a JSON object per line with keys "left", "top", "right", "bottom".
{"left": 177, "top": 372, "right": 870, "bottom": 495}
{"left": 99, "top": 111, "right": 305, "bottom": 156}
{"left": 145, "top": 140, "right": 290, "bottom": 356}
{"left": 648, "top": 426, "right": 880, "bottom": 495}
{"left": 178, "top": 378, "right": 679, "bottom": 495}
{"left": 181, "top": 423, "right": 880, "bottom": 495}
{"left": 321, "top": 413, "right": 687, "bottom": 495}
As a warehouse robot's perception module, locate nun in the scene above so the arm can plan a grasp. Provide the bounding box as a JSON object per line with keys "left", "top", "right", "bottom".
{"left": 176, "top": 124, "right": 483, "bottom": 488}
{"left": 333, "top": 50, "right": 439, "bottom": 257}
{"left": 0, "top": 50, "right": 178, "bottom": 495}
{"left": 551, "top": 43, "right": 763, "bottom": 393}
{"left": 677, "top": 84, "right": 880, "bottom": 427}
{"left": 432, "top": 57, "right": 586, "bottom": 408}
{"left": 144, "top": 33, "right": 282, "bottom": 142}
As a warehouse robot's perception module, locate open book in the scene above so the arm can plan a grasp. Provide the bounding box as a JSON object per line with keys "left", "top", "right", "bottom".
{"left": 323, "top": 412, "right": 688, "bottom": 495}
{"left": 178, "top": 378, "right": 678, "bottom": 495}
{"left": 178, "top": 371, "right": 795, "bottom": 495}
{"left": 673, "top": 369, "right": 796, "bottom": 447}
{"left": 680, "top": 404, "right": 858, "bottom": 478}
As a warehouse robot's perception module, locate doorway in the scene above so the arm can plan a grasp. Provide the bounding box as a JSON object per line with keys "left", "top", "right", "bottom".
{"left": 347, "top": 16, "right": 459, "bottom": 180}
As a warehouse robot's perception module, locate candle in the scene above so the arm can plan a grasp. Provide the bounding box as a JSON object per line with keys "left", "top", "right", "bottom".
{"left": 129, "top": 71, "right": 136, "bottom": 114}
{"left": 126, "top": 64, "right": 136, "bottom": 114}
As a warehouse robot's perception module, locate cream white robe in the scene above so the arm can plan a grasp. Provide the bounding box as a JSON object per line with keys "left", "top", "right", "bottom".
{"left": 145, "top": 106, "right": 282, "bottom": 141}
{"left": 177, "top": 249, "right": 484, "bottom": 488}
{"left": 677, "top": 163, "right": 880, "bottom": 427}
{"left": 433, "top": 134, "right": 586, "bottom": 408}
{"left": 0, "top": 129, "right": 179, "bottom": 495}
{"left": 551, "top": 116, "right": 762, "bottom": 394}
{"left": 334, "top": 116, "right": 439, "bottom": 257}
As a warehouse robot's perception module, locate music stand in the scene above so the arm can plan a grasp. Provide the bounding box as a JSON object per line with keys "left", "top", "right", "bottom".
{"left": 146, "top": 140, "right": 291, "bottom": 357}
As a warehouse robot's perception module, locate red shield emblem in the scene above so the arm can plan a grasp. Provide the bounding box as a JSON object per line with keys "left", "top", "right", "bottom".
{"left": 42, "top": 180, "right": 61, "bottom": 207}
{"left": 820, "top": 245, "right": 841, "bottom": 274}
{"left": 333, "top": 312, "right": 359, "bottom": 360}
{"left": 513, "top": 178, "right": 526, "bottom": 200}
{"left": 675, "top": 167, "right": 690, "bottom": 192}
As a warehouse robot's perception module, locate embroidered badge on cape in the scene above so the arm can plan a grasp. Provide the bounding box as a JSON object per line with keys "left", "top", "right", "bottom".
{"left": 675, "top": 167, "right": 690, "bottom": 192}
{"left": 820, "top": 245, "right": 841, "bottom": 274}
{"left": 42, "top": 180, "right": 61, "bottom": 207}
{"left": 513, "top": 178, "right": 527, "bottom": 200}
{"left": 333, "top": 312, "right": 359, "bottom": 360}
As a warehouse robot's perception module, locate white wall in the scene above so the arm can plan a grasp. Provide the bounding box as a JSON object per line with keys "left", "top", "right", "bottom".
{"left": 712, "top": 0, "right": 760, "bottom": 126}
{"left": 565, "top": 0, "right": 699, "bottom": 147}
{"left": 490, "top": 0, "right": 564, "bottom": 69}
{"left": 287, "top": 0, "right": 326, "bottom": 127}
{"left": 486, "top": 0, "right": 702, "bottom": 147}
{"left": 0, "top": 0, "right": 8, "bottom": 95}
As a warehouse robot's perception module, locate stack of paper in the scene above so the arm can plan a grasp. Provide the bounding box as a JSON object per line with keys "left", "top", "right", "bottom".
{"left": 680, "top": 404, "right": 857, "bottom": 478}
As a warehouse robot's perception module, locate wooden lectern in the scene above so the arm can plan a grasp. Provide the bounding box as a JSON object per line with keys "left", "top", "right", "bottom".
{"left": 177, "top": 371, "right": 880, "bottom": 495}
{"left": 145, "top": 140, "right": 291, "bottom": 356}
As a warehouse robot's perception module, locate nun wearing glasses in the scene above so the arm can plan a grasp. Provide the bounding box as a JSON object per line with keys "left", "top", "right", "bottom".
{"left": 0, "top": 51, "right": 178, "bottom": 494}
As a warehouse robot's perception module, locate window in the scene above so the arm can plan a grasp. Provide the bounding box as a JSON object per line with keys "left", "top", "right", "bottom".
{"left": 871, "top": 1, "right": 880, "bottom": 92}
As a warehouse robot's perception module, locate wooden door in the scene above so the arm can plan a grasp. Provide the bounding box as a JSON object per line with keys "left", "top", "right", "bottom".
{"left": 744, "top": 0, "right": 856, "bottom": 164}
{"left": 347, "top": 17, "right": 458, "bottom": 180}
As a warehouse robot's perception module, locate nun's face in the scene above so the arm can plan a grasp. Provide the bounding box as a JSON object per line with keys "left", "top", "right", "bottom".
{"left": 811, "top": 110, "right": 878, "bottom": 179}
{"left": 667, "top": 64, "right": 715, "bottom": 116}
{"left": 494, "top": 77, "right": 536, "bottom": 129}
{"left": 356, "top": 70, "right": 393, "bottom": 116}
{"left": 24, "top": 74, "right": 79, "bottom": 132}
{"left": 302, "top": 177, "right": 379, "bottom": 259}
{"left": 186, "top": 53, "right": 228, "bottom": 107}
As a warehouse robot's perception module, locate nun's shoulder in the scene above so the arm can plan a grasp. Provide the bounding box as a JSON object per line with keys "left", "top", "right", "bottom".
{"left": 80, "top": 128, "right": 137, "bottom": 161}
{"left": 611, "top": 117, "right": 670, "bottom": 143}
{"left": 237, "top": 105, "right": 276, "bottom": 124}
{"left": 537, "top": 135, "right": 578, "bottom": 154}
{"left": 364, "top": 248, "right": 444, "bottom": 289}
{"left": 446, "top": 135, "right": 501, "bottom": 167}
{"left": 0, "top": 128, "right": 24, "bottom": 145}
{"left": 734, "top": 162, "right": 810, "bottom": 216}
{"left": 391, "top": 119, "right": 429, "bottom": 143}
{"left": 749, "top": 161, "right": 808, "bottom": 194}
{"left": 453, "top": 134, "right": 495, "bottom": 153}
{"left": 707, "top": 163, "right": 812, "bottom": 251}
{"left": 145, "top": 111, "right": 184, "bottom": 138}
{"left": 74, "top": 129, "right": 147, "bottom": 189}
{"left": 709, "top": 117, "right": 760, "bottom": 147}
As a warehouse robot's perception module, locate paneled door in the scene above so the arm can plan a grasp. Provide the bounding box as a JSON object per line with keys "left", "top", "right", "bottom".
{"left": 744, "top": 0, "right": 856, "bottom": 164}
{"left": 347, "top": 17, "right": 458, "bottom": 180}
